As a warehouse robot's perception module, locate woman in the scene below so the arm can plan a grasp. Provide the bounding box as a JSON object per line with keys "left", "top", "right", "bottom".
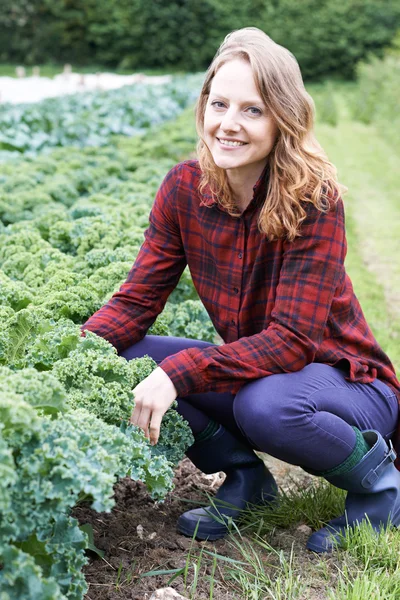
{"left": 81, "top": 27, "right": 400, "bottom": 553}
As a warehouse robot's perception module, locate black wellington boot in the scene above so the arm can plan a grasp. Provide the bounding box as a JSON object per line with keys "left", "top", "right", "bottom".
{"left": 177, "top": 425, "right": 278, "bottom": 540}
{"left": 307, "top": 430, "right": 400, "bottom": 553}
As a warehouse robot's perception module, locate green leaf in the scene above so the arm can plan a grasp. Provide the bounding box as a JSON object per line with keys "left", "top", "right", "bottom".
{"left": 79, "top": 523, "right": 105, "bottom": 558}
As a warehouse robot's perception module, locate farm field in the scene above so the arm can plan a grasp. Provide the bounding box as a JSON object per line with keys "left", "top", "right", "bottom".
{"left": 1, "top": 72, "right": 400, "bottom": 599}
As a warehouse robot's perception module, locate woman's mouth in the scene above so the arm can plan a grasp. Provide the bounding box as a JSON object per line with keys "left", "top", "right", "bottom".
{"left": 217, "top": 138, "right": 247, "bottom": 148}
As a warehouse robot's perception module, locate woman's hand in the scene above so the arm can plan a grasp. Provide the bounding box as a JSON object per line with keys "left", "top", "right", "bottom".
{"left": 129, "top": 367, "right": 178, "bottom": 445}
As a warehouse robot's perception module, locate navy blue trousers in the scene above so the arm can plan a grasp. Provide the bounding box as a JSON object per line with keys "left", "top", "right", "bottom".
{"left": 121, "top": 335, "right": 398, "bottom": 472}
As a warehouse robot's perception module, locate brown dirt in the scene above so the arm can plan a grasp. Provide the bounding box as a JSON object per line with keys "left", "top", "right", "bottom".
{"left": 74, "top": 457, "right": 333, "bottom": 600}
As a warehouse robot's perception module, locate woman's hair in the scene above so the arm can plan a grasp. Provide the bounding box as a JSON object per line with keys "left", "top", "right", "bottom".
{"left": 195, "top": 27, "right": 345, "bottom": 241}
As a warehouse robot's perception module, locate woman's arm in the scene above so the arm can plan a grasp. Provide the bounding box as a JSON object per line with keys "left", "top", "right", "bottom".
{"left": 81, "top": 165, "right": 187, "bottom": 350}
{"left": 159, "top": 198, "right": 346, "bottom": 396}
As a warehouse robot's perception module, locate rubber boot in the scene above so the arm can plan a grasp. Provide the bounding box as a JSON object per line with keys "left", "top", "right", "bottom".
{"left": 307, "top": 430, "right": 400, "bottom": 553}
{"left": 177, "top": 425, "right": 278, "bottom": 540}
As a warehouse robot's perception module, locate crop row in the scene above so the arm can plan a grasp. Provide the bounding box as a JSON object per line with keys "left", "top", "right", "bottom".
{"left": 0, "top": 74, "right": 202, "bottom": 159}
{"left": 0, "top": 110, "right": 214, "bottom": 599}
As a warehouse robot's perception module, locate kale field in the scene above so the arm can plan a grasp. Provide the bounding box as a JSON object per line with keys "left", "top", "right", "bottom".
{"left": 1, "top": 58, "right": 399, "bottom": 599}
{"left": 0, "top": 79, "right": 216, "bottom": 599}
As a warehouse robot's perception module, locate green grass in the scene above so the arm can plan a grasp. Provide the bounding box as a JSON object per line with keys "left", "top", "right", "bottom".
{"left": 326, "top": 523, "right": 400, "bottom": 599}
{"left": 240, "top": 480, "right": 346, "bottom": 534}
{"left": 316, "top": 97, "right": 400, "bottom": 374}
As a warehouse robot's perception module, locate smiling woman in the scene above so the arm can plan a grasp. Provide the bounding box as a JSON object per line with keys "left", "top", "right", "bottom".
{"left": 195, "top": 27, "right": 342, "bottom": 239}
{"left": 203, "top": 59, "right": 278, "bottom": 212}
{"left": 81, "top": 27, "right": 400, "bottom": 554}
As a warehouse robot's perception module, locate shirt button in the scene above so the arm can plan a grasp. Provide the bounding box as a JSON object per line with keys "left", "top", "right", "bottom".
{"left": 233, "top": 287, "right": 239, "bottom": 294}
{"left": 238, "top": 253, "right": 243, "bottom": 259}
{"left": 231, "top": 319, "right": 235, "bottom": 325}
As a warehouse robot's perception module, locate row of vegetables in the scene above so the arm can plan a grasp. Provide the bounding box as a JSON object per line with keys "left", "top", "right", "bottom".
{"left": 0, "top": 74, "right": 202, "bottom": 160}
{"left": 0, "top": 95, "right": 215, "bottom": 597}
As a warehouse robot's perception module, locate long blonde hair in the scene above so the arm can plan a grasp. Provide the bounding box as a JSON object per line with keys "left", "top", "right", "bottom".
{"left": 196, "top": 27, "right": 345, "bottom": 241}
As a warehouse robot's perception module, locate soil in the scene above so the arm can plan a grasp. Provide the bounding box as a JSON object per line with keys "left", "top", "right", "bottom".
{"left": 74, "top": 457, "right": 330, "bottom": 600}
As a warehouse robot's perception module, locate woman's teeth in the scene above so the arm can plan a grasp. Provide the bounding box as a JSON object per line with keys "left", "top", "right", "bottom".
{"left": 219, "top": 139, "right": 246, "bottom": 147}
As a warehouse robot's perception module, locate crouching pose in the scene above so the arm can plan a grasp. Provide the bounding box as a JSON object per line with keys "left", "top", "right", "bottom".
{"left": 82, "top": 27, "right": 400, "bottom": 553}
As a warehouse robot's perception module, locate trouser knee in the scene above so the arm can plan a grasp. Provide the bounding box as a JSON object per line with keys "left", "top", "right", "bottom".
{"left": 233, "top": 375, "right": 298, "bottom": 457}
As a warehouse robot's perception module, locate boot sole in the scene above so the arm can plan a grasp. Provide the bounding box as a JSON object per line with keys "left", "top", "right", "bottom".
{"left": 177, "top": 520, "right": 228, "bottom": 541}
{"left": 176, "top": 491, "right": 278, "bottom": 542}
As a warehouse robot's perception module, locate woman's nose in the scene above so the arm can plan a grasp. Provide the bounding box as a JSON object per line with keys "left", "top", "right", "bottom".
{"left": 220, "top": 109, "right": 241, "bottom": 132}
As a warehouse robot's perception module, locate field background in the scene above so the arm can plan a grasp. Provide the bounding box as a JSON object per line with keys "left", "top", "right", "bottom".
{"left": 1, "top": 2, "right": 400, "bottom": 598}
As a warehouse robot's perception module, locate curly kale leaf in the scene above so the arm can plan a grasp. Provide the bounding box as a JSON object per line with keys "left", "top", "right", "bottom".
{"left": 31, "top": 205, "right": 70, "bottom": 241}
{"left": 0, "top": 409, "right": 175, "bottom": 598}
{"left": 148, "top": 312, "right": 170, "bottom": 337}
{"left": 53, "top": 333, "right": 135, "bottom": 425}
{"left": 0, "top": 271, "right": 33, "bottom": 312}
{"left": 48, "top": 216, "right": 120, "bottom": 256}
{"left": 168, "top": 266, "right": 199, "bottom": 304}
{"left": 162, "top": 299, "right": 217, "bottom": 342}
{"left": 36, "top": 287, "right": 101, "bottom": 323}
{"left": 0, "top": 390, "right": 40, "bottom": 451}
{"left": 126, "top": 356, "right": 194, "bottom": 466}
{"left": 127, "top": 354, "right": 157, "bottom": 388}
{"left": 0, "top": 431, "right": 18, "bottom": 516}
{"left": 81, "top": 245, "right": 137, "bottom": 273}
{"left": 26, "top": 319, "right": 81, "bottom": 370}
{"left": 0, "top": 307, "right": 14, "bottom": 364}
{"left": 0, "top": 190, "right": 53, "bottom": 226}
{"left": 87, "top": 261, "right": 132, "bottom": 298}
{"left": 0, "top": 231, "right": 73, "bottom": 285}
{"left": 0, "top": 366, "right": 67, "bottom": 418}
{"left": 153, "top": 405, "right": 194, "bottom": 467}
{"left": 0, "top": 308, "right": 40, "bottom": 367}
{"left": 0, "top": 546, "right": 65, "bottom": 600}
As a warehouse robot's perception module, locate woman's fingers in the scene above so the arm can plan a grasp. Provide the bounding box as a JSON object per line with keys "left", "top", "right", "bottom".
{"left": 129, "top": 367, "right": 178, "bottom": 444}
{"left": 130, "top": 401, "right": 162, "bottom": 444}
{"left": 130, "top": 398, "right": 151, "bottom": 437}
{"left": 149, "top": 411, "right": 163, "bottom": 446}
{"left": 137, "top": 407, "right": 152, "bottom": 437}
{"left": 130, "top": 401, "right": 141, "bottom": 425}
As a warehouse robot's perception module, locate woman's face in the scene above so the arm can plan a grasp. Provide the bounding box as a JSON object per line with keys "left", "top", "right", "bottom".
{"left": 203, "top": 58, "right": 278, "bottom": 180}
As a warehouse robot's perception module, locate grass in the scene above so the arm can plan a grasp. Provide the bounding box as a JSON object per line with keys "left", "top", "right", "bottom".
{"left": 240, "top": 480, "right": 346, "bottom": 533}
{"left": 315, "top": 92, "right": 400, "bottom": 373}
{"left": 326, "top": 524, "right": 400, "bottom": 599}
{"left": 219, "top": 535, "right": 306, "bottom": 599}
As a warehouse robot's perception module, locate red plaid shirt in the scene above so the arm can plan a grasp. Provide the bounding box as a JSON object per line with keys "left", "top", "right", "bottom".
{"left": 82, "top": 160, "right": 400, "bottom": 404}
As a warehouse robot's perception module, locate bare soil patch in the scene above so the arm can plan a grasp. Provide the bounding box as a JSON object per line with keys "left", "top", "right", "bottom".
{"left": 75, "top": 457, "right": 333, "bottom": 600}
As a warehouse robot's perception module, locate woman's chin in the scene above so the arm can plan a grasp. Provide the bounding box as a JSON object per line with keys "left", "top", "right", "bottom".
{"left": 211, "top": 155, "right": 240, "bottom": 171}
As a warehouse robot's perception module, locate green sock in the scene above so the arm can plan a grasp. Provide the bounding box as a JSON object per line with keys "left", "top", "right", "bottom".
{"left": 194, "top": 419, "right": 219, "bottom": 443}
{"left": 319, "top": 427, "right": 371, "bottom": 478}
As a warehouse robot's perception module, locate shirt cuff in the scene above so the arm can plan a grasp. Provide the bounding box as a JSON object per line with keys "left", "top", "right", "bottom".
{"left": 159, "top": 350, "right": 203, "bottom": 396}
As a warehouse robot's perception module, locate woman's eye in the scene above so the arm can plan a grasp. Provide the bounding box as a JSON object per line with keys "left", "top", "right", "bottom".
{"left": 248, "top": 107, "right": 262, "bottom": 116}
{"left": 211, "top": 101, "right": 225, "bottom": 109}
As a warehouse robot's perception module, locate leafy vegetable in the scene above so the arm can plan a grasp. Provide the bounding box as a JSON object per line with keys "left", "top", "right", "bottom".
{"left": 0, "top": 107, "right": 205, "bottom": 599}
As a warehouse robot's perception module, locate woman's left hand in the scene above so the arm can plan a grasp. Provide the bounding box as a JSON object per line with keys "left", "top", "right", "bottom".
{"left": 129, "top": 367, "right": 178, "bottom": 445}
